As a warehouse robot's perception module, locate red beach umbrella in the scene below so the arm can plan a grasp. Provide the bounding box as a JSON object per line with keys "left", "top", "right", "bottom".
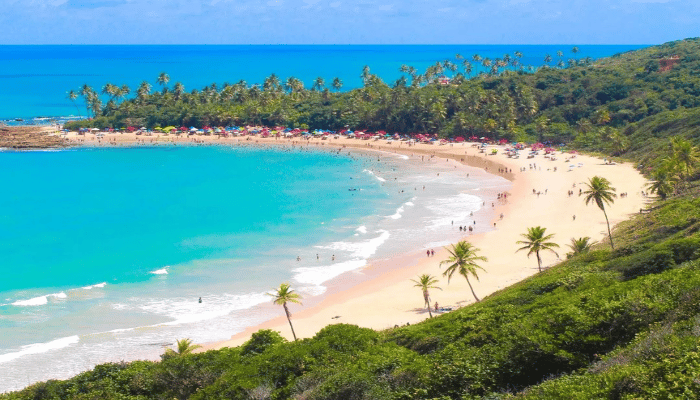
{"left": 454, "top": 136, "right": 465, "bottom": 142}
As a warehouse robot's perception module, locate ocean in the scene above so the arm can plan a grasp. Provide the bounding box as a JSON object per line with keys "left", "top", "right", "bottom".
{"left": 0, "top": 143, "right": 509, "bottom": 391}
{"left": 0, "top": 44, "right": 647, "bottom": 122}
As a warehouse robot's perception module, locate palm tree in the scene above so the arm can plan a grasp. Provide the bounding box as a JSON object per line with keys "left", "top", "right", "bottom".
{"left": 647, "top": 165, "right": 677, "bottom": 200}
{"left": 516, "top": 226, "right": 559, "bottom": 272}
{"left": 137, "top": 81, "right": 152, "bottom": 102}
{"left": 411, "top": 274, "right": 441, "bottom": 317}
{"left": 173, "top": 82, "right": 185, "bottom": 100}
{"left": 670, "top": 136, "right": 700, "bottom": 179}
{"left": 268, "top": 283, "right": 303, "bottom": 341}
{"left": 79, "top": 84, "right": 95, "bottom": 118}
{"left": 162, "top": 338, "right": 201, "bottom": 360}
{"left": 332, "top": 77, "right": 343, "bottom": 92}
{"left": 66, "top": 90, "right": 81, "bottom": 117}
{"left": 361, "top": 65, "right": 371, "bottom": 85}
{"left": 311, "top": 76, "right": 325, "bottom": 92}
{"left": 157, "top": 72, "right": 170, "bottom": 90}
{"left": 567, "top": 237, "right": 596, "bottom": 258}
{"left": 583, "top": 176, "right": 617, "bottom": 249}
{"left": 440, "top": 241, "right": 487, "bottom": 302}
{"left": 544, "top": 54, "right": 552, "bottom": 67}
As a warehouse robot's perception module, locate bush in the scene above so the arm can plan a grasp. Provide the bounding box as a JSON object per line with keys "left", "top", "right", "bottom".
{"left": 240, "top": 329, "right": 287, "bottom": 357}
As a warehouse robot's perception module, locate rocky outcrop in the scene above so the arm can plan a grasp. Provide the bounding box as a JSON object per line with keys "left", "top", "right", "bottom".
{"left": 0, "top": 126, "right": 70, "bottom": 149}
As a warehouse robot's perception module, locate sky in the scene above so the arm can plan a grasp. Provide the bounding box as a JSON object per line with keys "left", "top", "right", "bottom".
{"left": 0, "top": 0, "right": 697, "bottom": 44}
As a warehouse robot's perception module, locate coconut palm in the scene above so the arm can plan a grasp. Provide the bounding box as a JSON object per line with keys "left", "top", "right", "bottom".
{"left": 268, "top": 283, "right": 303, "bottom": 341}
{"left": 331, "top": 77, "right": 343, "bottom": 92}
{"left": 173, "top": 82, "right": 185, "bottom": 100}
{"left": 311, "top": 77, "right": 325, "bottom": 92}
{"left": 137, "top": 81, "right": 152, "bottom": 102}
{"left": 647, "top": 165, "right": 678, "bottom": 200}
{"left": 516, "top": 226, "right": 559, "bottom": 272}
{"left": 670, "top": 136, "right": 700, "bottom": 179}
{"left": 163, "top": 338, "right": 201, "bottom": 358}
{"left": 544, "top": 54, "right": 552, "bottom": 67}
{"left": 583, "top": 176, "right": 617, "bottom": 249}
{"left": 567, "top": 237, "right": 596, "bottom": 258}
{"left": 440, "top": 241, "right": 487, "bottom": 302}
{"left": 79, "top": 84, "right": 95, "bottom": 117}
{"left": 411, "top": 274, "right": 442, "bottom": 318}
{"left": 66, "top": 90, "right": 81, "bottom": 117}
{"left": 157, "top": 72, "right": 170, "bottom": 90}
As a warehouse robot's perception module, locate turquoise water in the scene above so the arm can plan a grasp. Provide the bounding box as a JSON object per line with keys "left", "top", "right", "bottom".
{"left": 0, "top": 143, "right": 510, "bottom": 391}
{"left": 0, "top": 145, "right": 378, "bottom": 293}
{"left": 0, "top": 44, "right": 647, "bottom": 121}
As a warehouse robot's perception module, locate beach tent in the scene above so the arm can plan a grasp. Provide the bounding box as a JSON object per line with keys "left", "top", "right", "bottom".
{"left": 454, "top": 136, "right": 465, "bottom": 142}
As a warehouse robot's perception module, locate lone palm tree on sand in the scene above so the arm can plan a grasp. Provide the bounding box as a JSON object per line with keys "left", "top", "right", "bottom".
{"left": 583, "top": 176, "right": 617, "bottom": 249}
{"left": 517, "top": 226, "right": 559, "bottom": 272}
{"left": 269, "top": 283, "right": 303, "bottom": 341}
{"left": 440, "top": 241, "right": 487, "bottom": 303}
{"left": 411, "top": 274, "right": 442, "bottom": 318}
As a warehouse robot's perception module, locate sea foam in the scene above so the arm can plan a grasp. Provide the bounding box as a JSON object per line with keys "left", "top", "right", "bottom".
{"left": 12, "top": 292, "right": 67, "bottom": 307}
{"left": 363, "top": 169, "right": 386, "bottom": 182}
{"left": 136, "top": 292, "right": 270, "bottom": 327}
{"left": 0, "top": 335, "right": 79, "bottom": 363}
{"left": 296, "top": 230, "right": 391, "bottom": 286}
{"left": 426, "top": 193, "right": 482, "bottom": 229}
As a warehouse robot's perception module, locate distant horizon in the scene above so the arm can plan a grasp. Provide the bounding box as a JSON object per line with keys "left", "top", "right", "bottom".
{"left": 0, "top": 42, "right": 658, "bottom": 46}
{"left": 1, "top": 0, "right": 695, "bottom": 45}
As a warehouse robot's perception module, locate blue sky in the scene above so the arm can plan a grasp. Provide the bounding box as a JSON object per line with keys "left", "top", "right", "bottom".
{"left": 0, "top": 0, "right": 697, "bottom": 44}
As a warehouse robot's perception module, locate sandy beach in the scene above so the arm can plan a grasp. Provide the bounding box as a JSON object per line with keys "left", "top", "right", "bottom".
{"left": 65, "top": 131, "right": 651, "bottom": 349}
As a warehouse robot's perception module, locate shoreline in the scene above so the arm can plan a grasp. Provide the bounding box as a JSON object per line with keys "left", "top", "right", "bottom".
{"left": 63, "top": 131, "right": 650, "bottom": 350}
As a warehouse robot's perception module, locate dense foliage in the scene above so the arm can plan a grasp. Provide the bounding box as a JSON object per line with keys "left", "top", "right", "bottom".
{"left": 9, "top": 39, "right": 699, "bottom": 399}
{"left": 66, "top": 39, "right": 700, "bottom": 158}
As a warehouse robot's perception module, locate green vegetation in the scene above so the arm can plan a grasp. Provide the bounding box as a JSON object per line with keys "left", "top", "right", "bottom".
{"left": 268, "top": 283, "right": 303, "bottom": 341}
{"left": 440, "top": 241, "right": 487, "bottom": 302}
{"left": 7, "top": 39, "right": 700, "bottom": 399}
{"left": 411, "top": 274, "right": 442, "bottom": 318}
{"left": 582, "top": 176, "right": 617, "bottom": 249}
{"left": 516, "top": 226, "right": 560, "bottom": 272}
{"left": 566, "top": 237, "right": 596, "bottom": 258}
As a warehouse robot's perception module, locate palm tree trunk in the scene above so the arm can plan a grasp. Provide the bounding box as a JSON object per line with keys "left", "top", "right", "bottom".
{"left": 283, "top": 304, "right": 297, "bottom": 341}
{"left": 424, "top": 291, "right": 433, "bottom": 318}
{"left": 466, "top": 276, "right": 480, "bottom": 302}
{"left": 536, "top": 251, "right": 542, "bottom": 272}
{"left": 602, "top": 207, "right": 614, "bottom": 249}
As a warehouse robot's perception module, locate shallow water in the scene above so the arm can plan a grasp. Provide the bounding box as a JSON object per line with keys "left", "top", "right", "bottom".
{"left": 0, "top": 144, "right": 509, "bottom": 392}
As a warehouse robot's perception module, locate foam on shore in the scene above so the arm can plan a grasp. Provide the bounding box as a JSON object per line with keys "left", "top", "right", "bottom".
{"left": 0, "top": 336, "right": 79, "bottom": 364}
